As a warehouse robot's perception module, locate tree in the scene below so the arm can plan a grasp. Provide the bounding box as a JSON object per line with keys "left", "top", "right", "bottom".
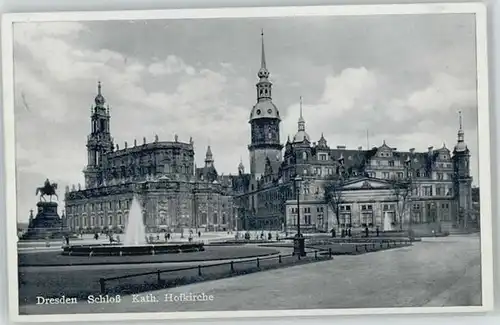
{"left": 388, "top": 176, "right": 413, "bottom": 230}
{"left": 323, "top": 176, "right": 346, "bottom": 230}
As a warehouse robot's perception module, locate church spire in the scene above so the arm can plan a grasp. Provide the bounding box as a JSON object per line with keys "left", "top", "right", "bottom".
{"left": 94, "top": 80, "right": 106, "bottom": 107}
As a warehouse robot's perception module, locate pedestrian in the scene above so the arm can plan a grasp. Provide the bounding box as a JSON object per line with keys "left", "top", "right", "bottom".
{"left": 94, "top": 233, "right": 99, "bottom": 240}
{"left": 167, "top": 233, "right": 171, "bottom": 240}
{"left": 198, "top": 231, "right": 201, "bottom": 238}
{"left": 156, "top": 234, "right": 160, "bottom": 241}
{"left": 65, "top": 235, "right": 70, "bottom": 246}
{"left": 365, "top": 226, "right": 369, "bottom": 238}
{"left": 116, "top": 235, "right": 121, "bottom": 243}
{"left": 376, "top": 226, "right": 380, "bottom": 237}
{"left": 164, "top": 232, "right": 168, "bottom": 242}
{"left": 331, "top": 228, "right": 336, "bottom": 238}
{"left": 268, "top": 232, "right": 272, "bottom": 240}
{"left": 348, "top": 228, "right": 352, "bottom": 237}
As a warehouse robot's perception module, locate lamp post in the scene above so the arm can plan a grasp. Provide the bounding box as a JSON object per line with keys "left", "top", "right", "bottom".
{"left": 293, "top": 175, "right": 306, "bottom": 256}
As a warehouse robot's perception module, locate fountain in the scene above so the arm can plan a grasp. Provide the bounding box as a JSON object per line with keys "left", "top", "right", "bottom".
{"left": 383, "top": 212, "right": 393, "bottom": 231}
{"left": 123, "top": 196, "right": 147, "bottom": 246}
{"left": 62, "top": 195, "right": 204, "bottom": 256}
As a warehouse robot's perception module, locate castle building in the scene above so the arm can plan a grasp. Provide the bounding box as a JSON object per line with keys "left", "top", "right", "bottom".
{"left": 230, "top": 33, "right": 475, "bottom": 233}
{"left": 64, "top": 84, "right": 235, "bottom": 233}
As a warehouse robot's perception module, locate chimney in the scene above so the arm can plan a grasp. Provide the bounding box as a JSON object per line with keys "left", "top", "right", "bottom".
{"left": 358, "top": 146, "right": 362, "bottom": 151}
{"left": 428, "top": 146, "right": 433, "bottom": 152}
{"left": 337, "top": 145, "right": 346, "bottom": 149}
{"left": 392, "top": 148, "right": 397, "bottom": 151}
{"left": 409, "top": 148, "right": 415, "bottom": 154}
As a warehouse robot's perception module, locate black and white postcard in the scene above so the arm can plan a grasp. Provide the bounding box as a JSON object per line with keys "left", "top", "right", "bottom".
{"left": 1, "top": 2, "right": 494, "bottom": 323}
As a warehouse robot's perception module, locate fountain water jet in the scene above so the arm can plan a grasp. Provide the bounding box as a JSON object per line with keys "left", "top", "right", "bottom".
{"left": 62, "top": 195, "right": 204, "bottom": 256}
{"left": 123, "top": 196, "right": 147, "bottom": 246}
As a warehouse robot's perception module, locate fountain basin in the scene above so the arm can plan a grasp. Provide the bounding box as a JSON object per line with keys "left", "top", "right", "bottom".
{"left": 61, "top": 242, "right": 204, "bottom": 256}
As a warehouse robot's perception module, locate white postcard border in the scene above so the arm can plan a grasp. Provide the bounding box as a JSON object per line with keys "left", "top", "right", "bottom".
{"left": 1, "top": 2, "right": 493, "bottom": 323}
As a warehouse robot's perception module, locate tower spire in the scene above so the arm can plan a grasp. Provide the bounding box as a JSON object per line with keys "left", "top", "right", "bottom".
{"left": 458, "top": 110, "right": 464, "bottom": 142}
{"left": 298, "top": 96, "right": 305, "bottom": 131}
{"left": 260, "top": 29, "right": 266, "bottom": 71}
{"left": 257, "top": 29, "right": 270, "bottom": 80}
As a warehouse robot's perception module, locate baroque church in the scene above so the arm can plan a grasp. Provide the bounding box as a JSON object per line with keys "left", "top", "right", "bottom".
{"left": 64, "top": 82, "right": 235, "bottom": 233}
{"left": 64, "top": 32, "right": 475, "bottom": 234}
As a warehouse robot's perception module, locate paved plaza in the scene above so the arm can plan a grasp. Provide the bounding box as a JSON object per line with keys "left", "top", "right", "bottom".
{"left": 19, "top": 234, "right": 481, "bottom": 315}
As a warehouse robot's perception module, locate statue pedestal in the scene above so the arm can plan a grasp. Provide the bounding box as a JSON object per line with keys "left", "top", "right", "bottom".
{"left": 21, "top": 202, "right": 67, "bottom": 240}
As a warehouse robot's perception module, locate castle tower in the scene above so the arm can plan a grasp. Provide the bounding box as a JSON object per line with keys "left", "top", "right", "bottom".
{"left": 248, "top": 30, "right": 283, "bottom": 178}
{"left": 205, "top": 145, "right": 214, "bottom": 168}
{"left": 452, "top": 111, "right": 473, "bottom": 228}
{"left": 84, "top": 81, "right": 114, "bottom": 188}
{"left": 293, "top": 97, "right": 310, "bottom": 143}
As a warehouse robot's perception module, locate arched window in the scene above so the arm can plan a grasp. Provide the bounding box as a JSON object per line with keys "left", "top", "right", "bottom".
{"left": 302, "top": 152, "right": 307, "bottom": 160}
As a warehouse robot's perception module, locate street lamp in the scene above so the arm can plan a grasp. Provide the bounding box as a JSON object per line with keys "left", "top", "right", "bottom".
{"left": 294, "top": 175, "right": 302, "bottom": 237}
{"left": 293, "top": 175, "right": 306, "bottom": 256}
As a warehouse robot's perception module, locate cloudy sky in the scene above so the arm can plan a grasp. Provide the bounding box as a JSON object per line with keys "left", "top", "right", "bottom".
{"left": 13, "top": 13, "right": 479, "bottom": 221}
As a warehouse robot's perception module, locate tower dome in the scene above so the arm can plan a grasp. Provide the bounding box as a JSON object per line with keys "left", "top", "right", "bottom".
{"left": 94, "top": 81, "right": 106, "bottom": 107}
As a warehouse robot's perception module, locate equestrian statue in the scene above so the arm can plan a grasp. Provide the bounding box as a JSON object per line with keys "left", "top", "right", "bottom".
{"left": 36, "top": 178, "right": 58, "bottom": 202}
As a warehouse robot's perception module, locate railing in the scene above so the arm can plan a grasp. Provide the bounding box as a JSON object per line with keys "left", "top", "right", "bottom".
{"left": 98, "top": 249, "right": 333, "bottom": 294}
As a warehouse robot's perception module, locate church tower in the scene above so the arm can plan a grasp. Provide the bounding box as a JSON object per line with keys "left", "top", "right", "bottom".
{"left": 248, "top": 31, "right": 283, "bottom": 179}
{"left": 84, "top": 81, "right": 114, "bottom": 188}
{"left": 452, "top": 111, "right": 473, "bottom": 228}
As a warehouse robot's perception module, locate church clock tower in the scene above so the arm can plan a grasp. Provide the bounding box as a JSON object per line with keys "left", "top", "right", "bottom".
{"left": 84, "top": 81, "right": 114, "bottom": 188}
{"left": 248, "top": 31, "right": 283, "bottom": 179}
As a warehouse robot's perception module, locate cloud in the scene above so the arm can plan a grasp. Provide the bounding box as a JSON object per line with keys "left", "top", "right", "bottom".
{"left": 148, "top": 55, "right": 196, "bottom": 76}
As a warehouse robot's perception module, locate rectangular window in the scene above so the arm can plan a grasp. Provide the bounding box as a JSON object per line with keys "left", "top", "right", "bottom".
{"left": 389, "top": 161, "right": 395, "bottom": 167}
{"left": 437, "top": 173, "right": 444, "bottom": 180}
{"left": 382, "top": 172, "right": 389, "bottom": 179}
{"left": 397, "top": 172, "right": 404, "bottom": 178}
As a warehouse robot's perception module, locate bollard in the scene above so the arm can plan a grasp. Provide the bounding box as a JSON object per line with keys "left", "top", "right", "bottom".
{"left": 279, "top": 255, "right": 282, "bottom": 263}
{"left": 157, "top": 270, "right": 161, "bottom": 284}
{"left": 230, "top": 261, "right": 234, "bottom": 273}
{"left": 99, "top": 278, "right": 106, "bottom": 294}
{"left": 314, "top": 250, "right": 318, "bottom": 260}
{"left": 257, "top": 257, "right": 260, "bottom": 268}
{"left": 198, "top": 265, "right": 202, "bottom": 276}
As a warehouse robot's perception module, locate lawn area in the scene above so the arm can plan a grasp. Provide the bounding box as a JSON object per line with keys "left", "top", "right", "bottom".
{"left": 19, "top": 246, "right": 279, "bottom": 267}
{"left": 19, "top": 253, "right": 330, "bottom": 305}
{"left": 260, "top": 239, "right": 412, "bottom": 255}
